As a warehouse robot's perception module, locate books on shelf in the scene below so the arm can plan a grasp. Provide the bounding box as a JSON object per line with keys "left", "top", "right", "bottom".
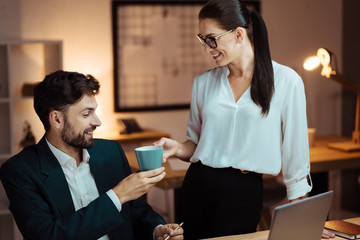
{"left": 325, "top": 220, "right": 360, "bottom": 239}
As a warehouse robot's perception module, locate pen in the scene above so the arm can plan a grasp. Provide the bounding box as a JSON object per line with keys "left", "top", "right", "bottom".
{"left": 164, "top": 222, "right": 184, "bottom": 240}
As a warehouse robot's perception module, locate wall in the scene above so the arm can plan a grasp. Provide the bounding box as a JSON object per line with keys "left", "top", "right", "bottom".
{"left": 0, "top": 0, "right": 342, "bottom": 140}
{"left": 342, "top": 0, "right": 360, "bottom": 137}
{"left": 340, "top": 0, "right": 360, "bottom": 213}
{"left": 263, "top": 0, "right": 342, "bottom": 135}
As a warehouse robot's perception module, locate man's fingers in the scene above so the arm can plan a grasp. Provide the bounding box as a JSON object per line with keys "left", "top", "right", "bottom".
{"left": 158, "top": 224, "right": 184, "bottom": 240}
{"left": 140, "top": 167, "right": 165, "bottom": 177}
{"left": 148, "top": 172, "right": 166, "bottom": 184}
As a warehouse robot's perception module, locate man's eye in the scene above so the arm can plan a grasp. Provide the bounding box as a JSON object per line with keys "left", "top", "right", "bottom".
{"left": 83, "top": 113, "right": 90, "bottom": 117}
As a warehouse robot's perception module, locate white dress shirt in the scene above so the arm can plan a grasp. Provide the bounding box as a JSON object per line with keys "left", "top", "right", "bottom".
{"left": 46, "top": 138, "right": 122, "bottom": 240}
{"left": 186, "top": 61, "right": 312, "bottom": 200}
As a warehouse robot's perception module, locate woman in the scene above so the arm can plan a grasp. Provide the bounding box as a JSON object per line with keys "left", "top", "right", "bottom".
{"left": 155, "top": 0, "right": 333, "bottom": 239}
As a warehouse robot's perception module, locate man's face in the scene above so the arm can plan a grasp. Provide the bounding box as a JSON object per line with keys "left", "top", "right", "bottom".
{"left": 61, "top": 94, "right": 101, "bottom": 149}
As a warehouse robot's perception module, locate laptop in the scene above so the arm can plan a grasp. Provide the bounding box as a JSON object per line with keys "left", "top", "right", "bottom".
{"left": 268, "top": 191, "right": 333, "bottom": 240}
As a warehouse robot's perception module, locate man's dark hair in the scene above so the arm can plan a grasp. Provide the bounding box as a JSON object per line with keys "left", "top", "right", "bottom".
{"left": 34, "top": 70, "right": 100, "bottom": 131}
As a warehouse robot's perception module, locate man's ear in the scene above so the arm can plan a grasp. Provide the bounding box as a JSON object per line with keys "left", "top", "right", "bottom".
{"left": 49, "top": 110, "right": 63, "bottom": 130}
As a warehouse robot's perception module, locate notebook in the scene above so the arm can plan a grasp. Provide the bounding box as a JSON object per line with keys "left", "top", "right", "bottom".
{"left": 268, "top": 191, "right": 333, "bottom": 240}
{"left": 324, "top": 220, "right": 360, "bottom": 239}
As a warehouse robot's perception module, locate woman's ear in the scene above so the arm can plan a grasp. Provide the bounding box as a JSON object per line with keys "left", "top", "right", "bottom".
{"left": 235, "top": 27, "right": 246, "bottom": 43}
{"left": 49, "top": 110, "right": 63, "bottom": 130}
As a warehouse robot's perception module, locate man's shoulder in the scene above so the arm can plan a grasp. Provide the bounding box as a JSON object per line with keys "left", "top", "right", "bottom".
{"left": 0, "top": 144, "right": 40, "bottom": 177}
{"left": 8, "top": 144, "right": 38, "bottom": 162}
{"left": 94, "top": 138, "right": 117, "bottom": 144}
{"left": 93, "top": 138, "right": 120, "bottom": 148}
{"left": 90, "top": 139, "right": 124, "bottom": 155}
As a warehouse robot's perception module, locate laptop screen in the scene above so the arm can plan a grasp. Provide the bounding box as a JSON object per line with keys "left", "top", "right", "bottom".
{"left": 268, "top": 191, "right": 333, "bottom": 240}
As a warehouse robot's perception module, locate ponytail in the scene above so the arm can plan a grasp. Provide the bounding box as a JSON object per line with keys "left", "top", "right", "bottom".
{"left": 199, "top": 0, "right": 274, "bottom": 116}
{"left": 248, "top": 10, "right": 274, "bottom": 116}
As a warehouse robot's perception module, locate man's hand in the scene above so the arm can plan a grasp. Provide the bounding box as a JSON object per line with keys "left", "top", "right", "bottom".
{"left": 154, "top": 223, "right": 184, "bottom": 240}
{"left": 112, "top": 167, "right": 166, "bottom": 204}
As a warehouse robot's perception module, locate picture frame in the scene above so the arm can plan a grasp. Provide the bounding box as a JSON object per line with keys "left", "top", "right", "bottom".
{"left": 112, "top": 0, "right": 260, "bottom": 112}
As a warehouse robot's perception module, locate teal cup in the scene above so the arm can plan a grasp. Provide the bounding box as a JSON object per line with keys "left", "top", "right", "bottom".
{"left": 135, "top": 146, "right": 163, "bottom": 171}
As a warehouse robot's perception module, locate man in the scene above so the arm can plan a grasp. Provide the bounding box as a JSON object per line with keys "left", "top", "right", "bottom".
{"left": 0, "top": 70, "right": 183, "bottom": 240}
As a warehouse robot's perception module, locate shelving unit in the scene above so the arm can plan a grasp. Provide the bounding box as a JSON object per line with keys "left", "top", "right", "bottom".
{"left": 0, "top": 40, "right": 62, "bottom": 240}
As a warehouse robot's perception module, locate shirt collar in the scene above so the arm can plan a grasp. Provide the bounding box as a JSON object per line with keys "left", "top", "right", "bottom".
{"left": 45, "top": 137, "right": 90, "bottom": 167}
{"left": 223, "top": 65, "right": 230, "bottom": 77}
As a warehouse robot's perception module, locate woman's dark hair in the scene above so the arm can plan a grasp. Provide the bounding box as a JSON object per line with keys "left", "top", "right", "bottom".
{"left": 199, "top": 0, "right": 274, "bottom": 115}
{"left": 34, "top": 70, "right": 100, "bottom": 131}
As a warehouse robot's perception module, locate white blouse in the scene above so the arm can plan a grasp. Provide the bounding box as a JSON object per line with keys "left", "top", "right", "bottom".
{"left": 186, "top": 61, "right": 312, "bottom": 200}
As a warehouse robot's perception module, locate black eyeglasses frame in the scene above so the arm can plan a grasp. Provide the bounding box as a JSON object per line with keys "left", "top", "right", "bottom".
{"left": 196, "top": 28, "right": 237, "bottom": 49}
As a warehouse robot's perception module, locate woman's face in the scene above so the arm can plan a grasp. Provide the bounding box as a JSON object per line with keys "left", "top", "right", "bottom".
{"left": 198, "top": 18, "right": 238, "bottom": 66}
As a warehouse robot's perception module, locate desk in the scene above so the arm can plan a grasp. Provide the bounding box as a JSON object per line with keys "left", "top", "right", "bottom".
{"left": 309, "top": 136, "right": 360, "bottom": 173}
{"left": 95, "top": 128, "right": 170, "bottom": 145}
{"left": 201, "top": 217, "right": 360, "bottom": 240}
{"left": 95, "top": 129, "right": 170, "bottom": 152}
{"left": 126, "top": 135, "right": 360, "bottom": 190}
{"left": 126, "top": 136, "right": 360, "bottom": 222}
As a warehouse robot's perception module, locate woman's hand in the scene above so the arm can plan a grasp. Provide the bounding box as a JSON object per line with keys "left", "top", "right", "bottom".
{"left": 153, "top": 138, "right": 197, "bottom": 163}
{"left": 322, "top": 229, "right": 335, "bottom": 239}
{"left": 153, "top": 137, "right": 180, "bottom": 163}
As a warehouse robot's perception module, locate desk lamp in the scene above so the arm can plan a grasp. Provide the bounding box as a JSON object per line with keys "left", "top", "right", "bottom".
{"left": 304, "top": 48, "right": 360, "bottom": 151}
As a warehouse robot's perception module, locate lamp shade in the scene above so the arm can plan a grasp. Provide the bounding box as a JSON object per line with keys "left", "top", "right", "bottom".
{"left": 303, "top": 56, "right": 320, "bottom": 71}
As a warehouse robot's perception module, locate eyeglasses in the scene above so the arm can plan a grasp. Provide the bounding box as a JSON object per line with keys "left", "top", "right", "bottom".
{"left": 196, "top": 28, "right": 236, "bottom": 49}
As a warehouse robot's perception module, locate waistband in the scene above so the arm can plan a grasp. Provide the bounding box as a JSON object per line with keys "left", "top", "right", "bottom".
{"left": 193, "top": 160, "right": 262, "bottom": 177}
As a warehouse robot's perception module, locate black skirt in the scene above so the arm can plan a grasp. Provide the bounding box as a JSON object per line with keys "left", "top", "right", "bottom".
{"left": 178, "top": 161, "right": 263, "bottom": 240}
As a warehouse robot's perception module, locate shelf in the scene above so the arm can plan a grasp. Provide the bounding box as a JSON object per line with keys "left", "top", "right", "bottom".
{"left": 0, "top": 98, "right": 10, "bottom": 103}
{"left": 0, "top": 97, "right": 32, "bottom": 103}
{"left": 0, "top": 154, "right": 11, "bottom": 160}
{"left": 0, "top": 202, "right": 10, "bottom": 216}
{"left": 0, "top": 45, "right": 9, "bottom": 99}
{"left": 0, "top": 186, "right": 9, "bottom": 216}
{"left": 0, "top": 103, "right": 11, "bottom": 154}
{"left": 9, "top": 43, "right": 61, "bottom": 98}
{"left": 0, "top": 40, "right": 61, "bottom": 45}
{"left": 0, "top": 39, "right": 61, "bottom": 240}
{"left": 12, "top": 96, "right": 33, "bottom": 102}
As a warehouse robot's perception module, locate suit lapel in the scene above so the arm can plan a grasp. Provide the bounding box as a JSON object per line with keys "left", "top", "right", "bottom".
{"left": 88, "top": 147, "right": 114, "bottom": 195}
{"left": 37, "top": 137, "right": 75, "bottom": 217}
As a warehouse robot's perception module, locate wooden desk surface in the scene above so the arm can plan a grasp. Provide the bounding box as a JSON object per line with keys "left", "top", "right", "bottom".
{"left": 126, "top": 135, "right": 360, "bottom": 190}
{"left": 95, "top": 129, "right": 170, "bottom": 144}
{"left": 310, "top": 136, "right": 360, "bottom": 173}
{"left": 201, "top": 217, "right": 360, "bottom": 240}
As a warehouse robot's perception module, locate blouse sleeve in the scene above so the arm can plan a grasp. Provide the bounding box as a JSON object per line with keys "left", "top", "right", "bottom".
{"left": 186, "top": 75, "right": 202, "bottom": 144}
{"left": 281, "top": 76, "right": 312, "bottom": 200}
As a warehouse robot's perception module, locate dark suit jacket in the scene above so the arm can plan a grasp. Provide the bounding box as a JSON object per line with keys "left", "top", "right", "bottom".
{"left": 0, "top": 136, "right": 165, "bottom": 240}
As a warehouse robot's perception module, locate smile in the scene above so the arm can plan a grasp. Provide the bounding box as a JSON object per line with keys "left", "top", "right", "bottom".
{"left": 212, "top": 52, "right": 221, "bottom": 59}
{"left": 85, "top": 131, "right": 93, "bottom": 136}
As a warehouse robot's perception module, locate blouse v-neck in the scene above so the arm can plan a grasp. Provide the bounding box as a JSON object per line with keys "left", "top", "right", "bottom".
{"left": 223, "top": 66, "right": 251, "bottom": 104}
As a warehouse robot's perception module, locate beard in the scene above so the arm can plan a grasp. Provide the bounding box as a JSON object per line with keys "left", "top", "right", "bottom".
{"left": 61, "top": 117, "right": 96, "bottom": 149}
